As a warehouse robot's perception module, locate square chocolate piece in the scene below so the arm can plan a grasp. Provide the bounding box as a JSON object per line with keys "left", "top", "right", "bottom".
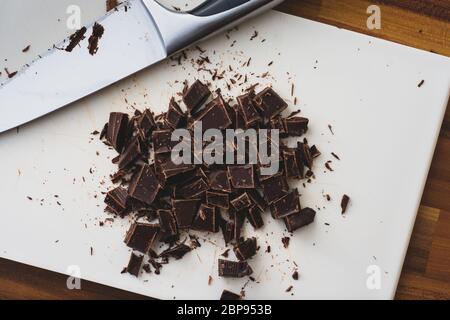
{"left": 183, "top": 80, "right": 211, "bottom": 113}
{"left": 284, "top": 207, "right": 316, "bottom": 232}
{"left": 128, "top": 165, "right": 161, "bottom": 205}
{"left": 172, "top": 199, "right": 200, "bottom": 229}
{"left": 178, "top": 178, "right": 209, "bottom": 199}
{"left": 284, "top": 117, "right": 309, "bottom": 136}
{"left": 195, "top": 95, "right": 232, "bottom": 131}
{"left": 104, "top": 186, "right": 128, "bottom": 215}
{"left": 124, "top": 222, "right": 159, "bottom": 253}
{"left": 260, "top": 173, "right": 289, "bottom": 204}
{"left": 228, "top": 165, "right": 255, "bottom": 189}
{"left": 192, "top": 204, "right": 219, "bottom": 233}
{"left": 152, "top": 130, "right": 173, "bottom": 154}
{"left": 209, "top": 170, "right": 232, "bottom": 193}
{"left": 237, "top": 92, "right": 261, "bottom": 126}
{"left": 254, "top": 87, "right": 288, "bottom": 119}
{"left": 270, "top": 189, "right": 301, "bottom": 219}
{"left": 218, "top": 259, "right": 253, "bottom": 277}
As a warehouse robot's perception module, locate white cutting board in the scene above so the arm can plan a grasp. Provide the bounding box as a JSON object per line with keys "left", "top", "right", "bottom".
{"left": 1, "top": 1, "right": 449, "bottom": 300}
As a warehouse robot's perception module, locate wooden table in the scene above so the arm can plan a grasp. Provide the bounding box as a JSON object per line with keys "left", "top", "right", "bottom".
{"left": 0, "top": 0, "right": 449, "bottom": 300}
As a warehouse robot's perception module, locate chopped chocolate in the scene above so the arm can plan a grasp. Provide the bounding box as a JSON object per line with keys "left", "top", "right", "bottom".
{"left": 284, "top": 117, "right": 308, "bottom": 136}
{"left": 220, "top": 290, "right": 241, "bottom": 300}
{"left": 137, "top": 109, "right": 156, "bottom": 139}
{"left": 165, "top": 98, "right": 185, "bottom": 129}
{"left": 284, "top": 207, "right": 316, "bottom": 232}
{"left": 341, "top": 194, "right": 350, "bottom": 214}
{"left": 281, "top": 236, "right": 290, "bottom": 248}
{"left": 310, "top": 145, "right": 321, "bottom": 158}
{"left": 195, "top": 95, "right": 232, "bottom": 131}
{"left": 221, "top": 220, "right": 235, "bottom": 244}
{"left": 65, "top": 27, "right": 87, "bottom": 52}
{"left": 183, "top": 80, "right": 211, "bottom": 113}
{"left": 126, "top": 252, "right": 143, "bottom": 277}
{"left": 234, "top": 237, "right": 257, "bottom": 261}
{"left": 105, "top": 112, "right": 129, "bottom": 152}
{"left": 206, "top": 191, "right": 229, "bottom": 209}
{"left": 247, "top": 206, "right": 264, "bottom": 229}
{"left": 179, "top": 178, "right": 209, "bottom": 199}
{"left": 418, "top": 79, "right": 425, "bottom": 87}
{"left": 283, "top": 149, "right": 301, "bottom": 178}
{"left": 331, "top": 152, "right": 340, "bottom": 160}
{"left": 260, "top": 173, "right": 289, "bottom": 204}
{"left": 158, "top": 209, "right": 178, "bottom": 237}
{"left": 228, "top": 165, "right": 255, "bottom": 189}
{"left": 104, "top": 186, "right": 128, "bottom": 215}
{"left": 230, "top": 192, "right": 253, "bottom": 211}
{"left": 159, "top": 243, "right": 191, "bottom": 260}
{"left": 292, "top": 270, "right": 299, "bottom": 280}
{"left": 221, "top": 249, "right": 230, "bottom": 258}
{"left": 172, "top": 199, "right": 199, "bottom": 229}
{"left": 152, "top": 130, "right": 173, "bottom": 154}
{"left": 22, "top": 45, "right": 31, "bottom": 53}
{"left": 237, "top": 91, "right": 261, "bottom": 126}
{"left": 192, "top": 204, "right": 219, "bottom": 233}
{"left": 270, "top": 189, "right": 301, "bottom": 219}
{"left": 128, "top": 165, "right": 161, "bottom": 205}
{"left": 88, "top": 22, "right": 104, "bottom": 55}
{"left": 209, "top": 170, "right": 231, "bottom": 193}
{"left": 254, "top": 87, "right": 287, "bottom": 119}
{"left": 218, "top": 259, "right": 253, "bottom": 278}
{"left": 124, "top": 222, "right": 159, "bottom": 253}
{"left": 117, "top": 136, "right": 143, "bottom": 169}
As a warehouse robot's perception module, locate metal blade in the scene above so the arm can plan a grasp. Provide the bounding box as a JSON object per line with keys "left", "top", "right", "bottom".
{"left": 0, "top": 0, "right": 166, "bottom": 133}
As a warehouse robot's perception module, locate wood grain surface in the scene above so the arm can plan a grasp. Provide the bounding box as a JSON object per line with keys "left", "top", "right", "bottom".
{"left": 0, "top": 0, "right": 449, "bottom": 300}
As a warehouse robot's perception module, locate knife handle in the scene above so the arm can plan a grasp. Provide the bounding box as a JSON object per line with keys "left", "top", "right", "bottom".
{"left": 142, "top": 0, "right": 284, "bottom": 55}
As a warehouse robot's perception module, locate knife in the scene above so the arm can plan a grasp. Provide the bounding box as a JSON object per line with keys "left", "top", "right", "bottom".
{"left": 0, "top": 0, "right": 283, "bottom": 133}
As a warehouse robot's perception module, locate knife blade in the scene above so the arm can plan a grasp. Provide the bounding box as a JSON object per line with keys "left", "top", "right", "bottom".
{"left": 0, "top": 0, "right": 283, "bottom": 133}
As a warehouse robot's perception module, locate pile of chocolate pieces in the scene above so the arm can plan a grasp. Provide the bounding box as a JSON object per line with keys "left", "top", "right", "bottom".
{"left": 99, "top": 80, "right": 320, "bottom": 299}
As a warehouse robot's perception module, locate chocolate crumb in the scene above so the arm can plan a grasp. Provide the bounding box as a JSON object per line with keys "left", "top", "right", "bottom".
{"left": 341, "top": 194, "right": 350, "bottom": 214}
{"left": 292, "top": 270, "right": 299, "bottom": 280}
{"left": 418, "top": 80, "right": 425, "bottom": 87}
{"left": 281, "top": 237, "right": 290, "bottom": 249}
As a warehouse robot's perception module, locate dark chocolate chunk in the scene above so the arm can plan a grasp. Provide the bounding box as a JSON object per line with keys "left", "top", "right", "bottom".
{"left": 230, "top": 192, "right": 253, "bottom": 211}
{"left": 179, "top": 178, "right": 209, "bottom": 199}
{"left": 209, "top": 170, "right": 231, "bottom": 193}
{"left": 183, "top": 80, "right": 211, "bottom": 113}
{"left": 172, "top": 198, "right": 200, "bottom": 229}
{"left": 247, "top": 206, "right": 264, "bottom": 230}
{"left": 88, "top": 22, "right": 104, "bottom": 55}
{"left": 158, "top": 209, "right": 178, "bottom": 237}
{"left": 281, "top": 236, "right": 290, "bottom": 248}
{"left": 192, "top": 204, "right": 219, "bottom": 233}
{"left": 106, "top": 112, "right": 129, "bottom": 152}
{"left": 65, "top": 27, "right": 87, "bottom": 52}
{"left": 297, "top": 141, "right": 313, "bottom": 169}
{"left": 137, "top": 109, "right": 156, "bottom": 139}
{"left": 254, "top": 87, "right": 288, "bottom": 119}
{"left": 118, "top": 136, "right": 143, "bottom": 169}
{"left": 126, "top": 252, "right": 143, "bottom": 277}
{"left": 283, "top": 149, "right": 301, "bottom": 178}
{"left": 124, "top": 222, "right": 159, "bottom": 253}
{"left": 270, "top": 189, "right": 301, "bottom": 219}
{"left": 152, "top": 130, "right": 173, "bottom": 154}
{"left": 206, "top": 191, "right": 229, "bottom": 209}
{"left": 221, "top": 220, "right": 235, "bottom": 244}
{"left": 195, "top": 95, "right": 232, "bottom": 131}
{"left": 260, "top": 173, "right": 289, "bottom": 204}
{"left": 310, "top": 145, "right": 321, "bottom": 158}
{"left": 104, "top": 186, "right": 128, "bottom": 215}
{"left": 165, "top": 98, "right": 185, "bottom": 129}
{"left": 159, "top": 243, "right": 191, "bottom": 260}
{"left": 218, "top": 259, "right": 253, "bottom": 278}
{"left": 247, "top": 190, "right": 267, "bottom": 212}
{"left": 234, "top": 237, "right": 257, "bottom": 261}
{"left": 128, "top": 165, "right": 161, "bottom": 205}
{"left": 292, "top": 270, "right": 299, "bottom": 280}
{"left": 341, "top": 194, "right": 350, "bottom": 214}
{"left": 220, "top": 290, "right": 241, "bottom": 300}
{"left": 237, "top": 91, "right": 261, "bottom": 126}
{"left": 284, "top": 117, "right": 309, "bottom": 136}
{"left": 284, "top": 207, "right": 316, "bottom": 232}
{"left": 228, "top": 165, "right": 255, "bottom": 189}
